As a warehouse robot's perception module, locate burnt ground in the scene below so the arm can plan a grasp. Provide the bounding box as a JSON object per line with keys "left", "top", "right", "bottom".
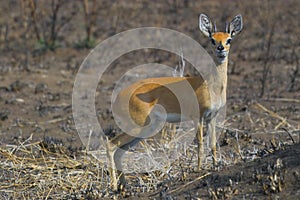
{"left": 0, "top": 0, "right": 299, "bottom": 199}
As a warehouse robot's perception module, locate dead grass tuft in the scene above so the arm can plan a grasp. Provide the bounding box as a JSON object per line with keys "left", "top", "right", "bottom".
{"left": 0, "top": 138, "right": 110, "bottom": 199}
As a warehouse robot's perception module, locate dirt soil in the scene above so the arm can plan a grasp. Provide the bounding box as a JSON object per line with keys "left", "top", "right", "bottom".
{"left": 0, "top": 0, "right": 299, "bottom": 199}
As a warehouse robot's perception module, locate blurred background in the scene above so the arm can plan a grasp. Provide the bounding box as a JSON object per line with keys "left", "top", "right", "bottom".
{"left": 0, "top": 0, "right": 298, "bottom": 147}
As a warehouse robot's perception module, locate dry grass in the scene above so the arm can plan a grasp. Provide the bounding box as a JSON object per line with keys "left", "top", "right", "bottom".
{"left": 0, "top": 137, "right": 110, "bottom": 199}
{"left": 0, "top": 115, "right": 298, "bottom": 199}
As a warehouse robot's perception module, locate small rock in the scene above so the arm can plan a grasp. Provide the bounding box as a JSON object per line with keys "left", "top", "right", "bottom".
{"left": 9, "top": 80, "right": 25, "bottom": 92}
{"left": 35, "top": 83, "right": 48, "bottom": 94}
{"left": 0, "top": 110, "right": 9, "bottom": 121}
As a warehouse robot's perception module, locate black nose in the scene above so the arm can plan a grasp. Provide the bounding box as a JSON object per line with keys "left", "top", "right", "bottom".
{"left": 217, "top": 45, "right": 224, "bottom": 51}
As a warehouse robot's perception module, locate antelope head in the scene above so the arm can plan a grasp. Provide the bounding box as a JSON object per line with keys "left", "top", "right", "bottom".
{"left": 199, "top": 14, "right": 243, "bottom": 64}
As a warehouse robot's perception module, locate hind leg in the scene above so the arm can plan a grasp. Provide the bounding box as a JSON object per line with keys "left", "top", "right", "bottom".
{"left": 108, "top": 111, "right": 163, "bottom": 190}
{"left": 114, "top": 147, "right": 127, "bottom": 190}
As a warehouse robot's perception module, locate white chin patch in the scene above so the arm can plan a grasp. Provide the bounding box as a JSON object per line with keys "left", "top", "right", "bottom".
{"left": 216, "top": 52, "right": 228, "bottom": 62}
{"left": 217, "top": 56, "right": 226, "bottom": 63}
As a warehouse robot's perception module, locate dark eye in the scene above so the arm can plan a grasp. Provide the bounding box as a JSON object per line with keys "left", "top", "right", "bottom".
{"left": 226, "top": 38, "right": 232, "bottom": 45}
{"left": 211, "top": 39, "right": 216, "bottom": 45}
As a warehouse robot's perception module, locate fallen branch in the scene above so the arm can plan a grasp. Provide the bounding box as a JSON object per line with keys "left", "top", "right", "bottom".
{"left": 263, "top": 98, "right": 300, "bottom": 104}
{"left": 247, "top": 129, "right": 299, "bottom": 135}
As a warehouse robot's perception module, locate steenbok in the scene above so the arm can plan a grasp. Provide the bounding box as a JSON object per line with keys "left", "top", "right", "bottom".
{"left": 107, "top": 13, "right": 243, "bottom": 190}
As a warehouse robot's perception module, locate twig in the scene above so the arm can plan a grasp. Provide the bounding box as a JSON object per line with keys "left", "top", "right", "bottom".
{"left": 288, "top": 46, "right": 299, "bottom": 91}
{"left": 49, "top": 0, "right": 61, "bottom": 47}
{"left": 246, "top": 129, "right": 300, "bottom": 135}
{"left": 168, "top": 172, "right": 211, "bottom": 194}
{"left": 235, "top": 131, "right": 245, "bottom": 162}
{"left": 275, "top": 121, "right": 285, "bottom": 130}
{"left": 0, "top": 184, "right": 25, "bottom": 190}
{"left": 216, "top": 125, "right": 245, "bottom": 134}
{"left": 83, "top": 0, "right": 97, "bottom": 43}
{"left": 259, "top": 16, "right": 276, "bottom": 97}
{"left": 263, "top": 98, "right": 300, "bottom": 104}
{"left": 28, "top": 0, "right": 41, "bottom": 41}
{"left": 5, "top": 141, "right": 41, "bottom": 149}
{"left": 281, "top": 128, "right": 295, "bottom": 144}
{"left": 45, "top": 184, "right": 54, "bottom": 200}
{"left": 43, "top": 117, "right": 66, "bottom": 124}
{"left": 10, "top": 134, "right": 33, "bottom": 154}
{"left": 253, "top": 102, "right": 291, "bottom": 129}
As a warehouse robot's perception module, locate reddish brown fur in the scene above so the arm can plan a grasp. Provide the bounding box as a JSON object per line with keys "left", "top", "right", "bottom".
{"left": 212, "top": 32, "right": 231, "bottom": 51}
{"left": 113, "top": 77, "right": 211, "bottom": 127}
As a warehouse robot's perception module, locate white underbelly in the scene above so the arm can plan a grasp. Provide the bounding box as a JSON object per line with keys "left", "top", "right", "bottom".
{"left": 153, "top": 112, "right": 190, "bottom": 123}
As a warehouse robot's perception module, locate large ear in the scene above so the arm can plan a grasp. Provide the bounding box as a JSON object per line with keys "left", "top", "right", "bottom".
{"left": 229, "top": 14, "right": 243, "bottom": 37}
{"left": 199, "top": 13, "right": 213, "bottom": 37}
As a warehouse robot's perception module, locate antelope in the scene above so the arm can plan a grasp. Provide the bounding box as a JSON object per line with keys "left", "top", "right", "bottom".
{"left": 107, "top": 14, "right": 243, "bottom": 191}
